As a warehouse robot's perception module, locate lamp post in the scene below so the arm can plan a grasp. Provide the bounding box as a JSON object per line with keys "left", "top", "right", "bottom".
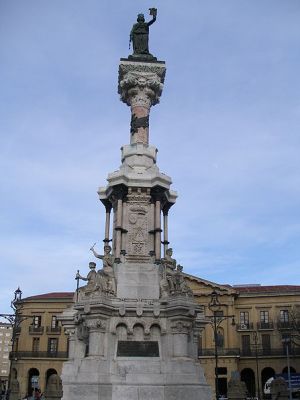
{"left": 282, "top": 337, "right": 292, "bottom": 400}
{"left": 253, "top": 331, "right": 261, "bottom": 400}
{"left": 207, "top": 291, "right": 236, "bottom": 400}
{"left": 0, "top": 287, "right": 23, "bottom": 393}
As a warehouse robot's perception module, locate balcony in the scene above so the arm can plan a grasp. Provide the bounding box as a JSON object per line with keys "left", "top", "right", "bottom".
{"left": 29, "top": 326, "right": 44, "bottom": 335}
{"left": 240, "top": 347, "right": 300, "bottom": 357}
{"left": 10, "top": 351, "right": 68, "bottom": 359}
{"left": 236, "top": 323, "right": 254, "bottom": 331}
{"left": 198, "top": 348, "right": 240, "bottom": 357}
{"left": 46, "top": 326, "right": 61, "bottom": 335}
{"left": 257, "top": 321, "right": 274, "bottom": 330}
{"left": 277, "top": 320, "right": 293, "bottom": 330}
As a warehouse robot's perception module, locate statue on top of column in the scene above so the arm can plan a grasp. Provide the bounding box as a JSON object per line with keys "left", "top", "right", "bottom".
{"left": 129, "top": 8, "right": 157, "bottom": 60}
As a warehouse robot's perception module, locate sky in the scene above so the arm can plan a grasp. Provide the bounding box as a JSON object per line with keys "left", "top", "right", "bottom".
{"left": 1, "top": 0, "right": 300, "bottom": 313}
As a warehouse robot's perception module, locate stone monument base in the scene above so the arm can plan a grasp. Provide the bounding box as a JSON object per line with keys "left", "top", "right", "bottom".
{"left": 61, "top": 357, "right": 211, "bottom": 400}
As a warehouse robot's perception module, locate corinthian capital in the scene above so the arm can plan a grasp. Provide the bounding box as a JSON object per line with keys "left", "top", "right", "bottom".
{"left": 118, "top": 60, "right": 166, "bottom": 107}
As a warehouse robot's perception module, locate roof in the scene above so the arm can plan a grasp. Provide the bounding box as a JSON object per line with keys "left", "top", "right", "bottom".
{"left": 22, "top": 292, "right": 74, "bottom": 301}
{"left": 234, "top": 285, "right": 300, "bottom": 294}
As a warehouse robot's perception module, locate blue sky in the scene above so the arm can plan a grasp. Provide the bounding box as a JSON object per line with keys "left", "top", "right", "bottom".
{"left": 1, "top": 1, "right": 300, "bottom": 313}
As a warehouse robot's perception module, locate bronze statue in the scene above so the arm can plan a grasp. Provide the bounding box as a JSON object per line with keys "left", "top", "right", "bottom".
{"left": 130, "top": 8, "right": 157, "bottom": 58}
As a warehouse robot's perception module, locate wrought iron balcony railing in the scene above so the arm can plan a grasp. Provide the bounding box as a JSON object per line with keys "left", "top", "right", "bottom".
{"left": 199, "top": 347, "right": 300, "bottom": 358}
{"left": 10, "top": 351, "right": 68, "bottom": 359}
{"left": 277, "top": 320, "right": 293, "bottom": 330}
{"left": 236, "top": 323, "right": 254, "bottom": 331}
{"left": 257, "top": 321, "right": 274, "bottom": 330}
{"left": 240, "top": 347, "right": 300, "bottom": 357}
{"left": 198, "top": 348, "right": 240, "bottom": 357}
{"left": 46, "top": 326, "right": 61, "bottom": 334}
{"left": 28, "top": 326, "right": 44, "bottom": 334}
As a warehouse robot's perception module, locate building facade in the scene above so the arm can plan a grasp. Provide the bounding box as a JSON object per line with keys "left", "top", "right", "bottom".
{"left": 0, "top": 322, "right": 12, "bottom": 393}
{"left": 189, "top": 278, "right": 300, "bottom": 398}
{"left": 11, "top": 283, "right": 300, "bottom": 399}
{"left": 10, "top": 293, "right": 73, "bottom": 397}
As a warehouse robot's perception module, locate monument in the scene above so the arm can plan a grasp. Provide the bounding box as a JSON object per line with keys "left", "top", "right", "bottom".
{"left": 59, "top": 10, "right": 211, "bottom": 400}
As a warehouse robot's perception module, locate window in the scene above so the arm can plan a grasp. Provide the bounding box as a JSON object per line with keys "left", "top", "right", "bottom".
{"left": 280, "top": 310, "right": 289, "bottom": 322}
{"left": 48, "top": 338, "right": 58, "bottom": 354}
{"left": 32, "top": 338, "right": 40, "bottom": 352}
{"left": 51, "top": 316, "right": 58, "bottom": 329}
{"left": 242, "top": 335, "right": 251, "bottom": 355}
{"left": 259, "top": 310, "right": 270, "bottom": 328}
{"left": 216, "top": 329, "right": 224, "bottom": 348}
{"left": 33, "top": 316, "right": 41, "bottom": 327}
{"left": 5, "top": 333, "right": 10, "bottom": 337}
{"left": 260, "top": 311, "right": 269, "bottom": 323}
{"left": 1, "top": 370, "right": 7, "bottom": 374}
{"left": 240, "top": 312, "right": 249, "bottom": 328}
{"left": 261, "top": 334, "right": 271, "bottom": 355}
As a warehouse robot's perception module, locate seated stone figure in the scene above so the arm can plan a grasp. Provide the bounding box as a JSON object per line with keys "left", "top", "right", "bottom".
{"left": 76, "top": 262, "right": 98, "bottom": 298}
{"left": 91, "top": 244, "right": 116, "bottom": 295}
{"left": 160, "top": 249, "right": 193, "bottom": 297}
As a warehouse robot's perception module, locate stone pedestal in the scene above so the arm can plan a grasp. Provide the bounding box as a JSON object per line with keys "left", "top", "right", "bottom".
{"left": 60, "top": 295, "right": 211, "bottom": 400}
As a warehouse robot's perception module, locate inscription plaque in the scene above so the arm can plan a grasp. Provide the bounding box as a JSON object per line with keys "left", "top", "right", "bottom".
{"left": 117, "top": 341, "right": 159, "bottom": 357}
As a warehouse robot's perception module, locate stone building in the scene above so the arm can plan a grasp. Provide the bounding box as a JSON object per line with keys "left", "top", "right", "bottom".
{"left": 0, "top": 322, "right": 12, "bottom": 392}
{"left": 11, "top": 283, "right": 300, "bottom": 398}
{"left": 10, "top": 293, "right": 73, "bottom": 397}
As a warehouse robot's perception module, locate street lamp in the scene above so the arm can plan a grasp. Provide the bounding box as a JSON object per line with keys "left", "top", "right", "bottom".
{"left": 253, "top": 331, "right": 261, "bottom": 400}
{"left": 0, "top": 287, "right": 23, "bottom": 393}
{"left": 282, "top": 337, "right": 292, "bottom": 400}
{"left": 208, "top": 291, "right": 236, "bottom": 400}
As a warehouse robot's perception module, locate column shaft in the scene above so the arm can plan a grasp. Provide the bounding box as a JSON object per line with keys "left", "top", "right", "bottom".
{"left": 155, "top": 199, "right": 161, "bottom": 260}
{"left": 115, "top": 199, "right": 123, "bottom": 258}
{"left": 104, "top": 207, "right": 111, "bottom": 243}
{"left": 163, "top": 212, "right": 169, "bottom": 257}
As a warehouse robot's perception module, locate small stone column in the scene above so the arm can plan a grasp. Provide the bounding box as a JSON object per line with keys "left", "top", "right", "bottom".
{"left": 104, "top": 204, "right": 112, "bottom": 245}
{"left": 154, "top": 198, "right": 161, "bottom": 261}
{"left": 115, "top": 198, "right": 123, "bottom": 259}
{"left": 87, "top": 320, "right": 106, "bottom": 357}
{"left": 171, "top": 321, "right": 190, "bottom": 357}
{"left": 118, "top": 59, "right": 166, "bottom": 145}
{"left": 162, "top": 210, "right": 169, "bottom": 257}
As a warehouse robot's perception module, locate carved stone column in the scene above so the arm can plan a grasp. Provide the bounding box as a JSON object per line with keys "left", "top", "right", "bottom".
{"left": 87, "top": 320, "right": 106, "bottom": 357}
{"left": 104, "top": 204, "right": 112, "bottom": 245}
{"left": 118, "top": 60, "right": 166, "bottom": 145}
{"left": 154, "top": 198, "right": 162, "bottom": 261}
{"left": 162, "top": 210, "right": 169, "bottom": 257}
{"left": 171, "top": 321, "right": 191, "bottom": 357}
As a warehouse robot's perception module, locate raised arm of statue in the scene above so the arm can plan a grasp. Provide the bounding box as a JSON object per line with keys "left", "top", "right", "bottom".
{"left": 90, "top": 244, "right": 104, "bottom": 260}
{"left": 147, "top": 8, "right": 157, "bottom": 27}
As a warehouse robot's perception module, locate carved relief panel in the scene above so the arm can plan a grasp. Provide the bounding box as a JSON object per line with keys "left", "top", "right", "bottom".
{"left": 126, "top": 188, "right": 151, "bottom": 262}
